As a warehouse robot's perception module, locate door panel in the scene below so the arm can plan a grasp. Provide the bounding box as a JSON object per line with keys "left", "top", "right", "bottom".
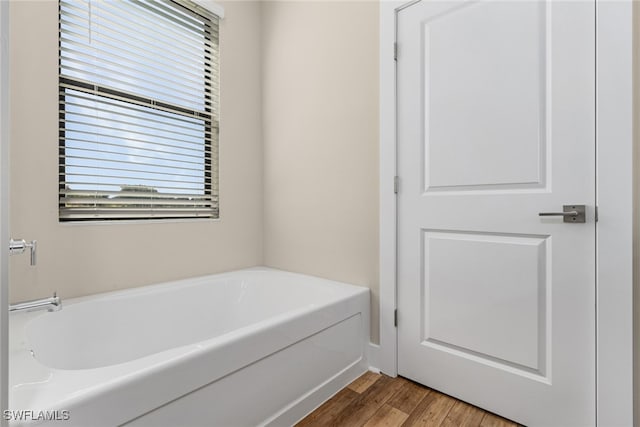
{"left": 424, "top": 2, "right": 546, "bottom": 191}
{"left": 423, "top": 230, "right": 548, "bottom": 373}
{"left": 397, "top": 1, "right": 595, "bottom": 425}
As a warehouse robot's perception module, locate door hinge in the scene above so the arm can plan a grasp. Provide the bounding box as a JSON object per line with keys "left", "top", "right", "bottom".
{"left": 595, "top": 206, "right": 598, "bottom": 223}
{"left": 394, "top": 309, "right": 398, "bottom": 327}
{"left": 394, "top": 42, "right": 398, "bottom": 61}
{"left": 394, "top": 176, "right": 399, "bottom": 194}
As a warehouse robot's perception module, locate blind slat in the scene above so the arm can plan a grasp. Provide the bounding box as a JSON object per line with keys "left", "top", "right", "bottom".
{"left": 60, "top": 0, "right": 219, "bottom": 59}
{"left": 59, "top": 0, "right": 219, "bottom": 221}
{"left": 59, "top": 81, "right": 216, "bottom": 120}
{"left": 60, "top": 44, "right": 212, "bottom": 96}
{"left": 59, "top": 87, "right": 218, "bottom": 124}
{"left": 61, "top": 198, "right": 214, "bottom": 207}
{"left": 61, "top": 189, "right": 214, "bottom": 199}
{"left": 61, "top": 98, "right": 215, "bottom": 135}
{"left": 60, "top": 138, "right": 213, "bottom": 163}
{"left": 62, "top": 153, "right": 207, "bottom": 169}
{"left": 62, "top": 118, "right": 210, "bottom": 149}
{"left": 61, "top": 182, "right": 214, "bottom": 193}
{"left": 60, "top": 165, "right": 209, "bottom": 181}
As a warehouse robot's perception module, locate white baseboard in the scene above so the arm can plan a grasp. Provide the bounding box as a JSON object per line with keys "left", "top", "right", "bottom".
{"left": 367, "top": 342, "right": 382, "bottom": 374}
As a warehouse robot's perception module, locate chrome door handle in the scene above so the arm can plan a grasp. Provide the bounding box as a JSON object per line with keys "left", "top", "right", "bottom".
{"left": 538, "top": 205, "right": 586, "bottom": 223}
{"left": 538, "top": 211, "right": 579, "bottom": 217}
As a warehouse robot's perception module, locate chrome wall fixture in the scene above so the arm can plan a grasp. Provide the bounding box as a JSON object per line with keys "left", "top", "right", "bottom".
{"left": 8, "top": 238, "right": 62, "bottom": 312}
{"left": 9, "top": 238, "right": 36, "bottom": 265}
{"left": 9, "top": 292, "right": 61, "bottom": 313}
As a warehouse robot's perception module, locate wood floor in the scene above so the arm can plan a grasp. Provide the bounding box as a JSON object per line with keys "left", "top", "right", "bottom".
{"left": 296, "top": 372, "right": 520, "bottom": 427}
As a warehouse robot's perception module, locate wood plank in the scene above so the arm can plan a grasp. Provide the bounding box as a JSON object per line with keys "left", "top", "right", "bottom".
{"left": 363, "top": 404, "right": 410, "bottom": 427}
{"left": 441, "top": 400, "right": 485, "bottom": 427}
{"left": 296, "top": 387, "right": 360, "bottom": 427}
{"left": 480, "top": 412, "right": 518, "bottom": 427}
{"left": 301, "top": 373, "right": 524, "bottom": 427}
{"left": 387, "top": 377, "right": 429, "bottom": 415}
{"left": 332, "top": 375, "right": 406, "bottom": 427}
{"left": 401, "top": 390, "right": 457, "bottom": 427}
{"left": 348, "top": 371, "right": 383, "bottom": 394}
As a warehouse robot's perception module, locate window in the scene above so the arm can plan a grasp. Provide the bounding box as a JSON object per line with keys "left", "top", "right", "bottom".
{"left": 59, "top": 0, "right": 219, "bottom": 220}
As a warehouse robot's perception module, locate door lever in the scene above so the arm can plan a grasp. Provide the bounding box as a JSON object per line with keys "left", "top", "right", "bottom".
{"left": 539, "top": 211, "right": 579, "bottom": 217}
{"left": 538, "top": 205, "right": 586, "bottom": 223}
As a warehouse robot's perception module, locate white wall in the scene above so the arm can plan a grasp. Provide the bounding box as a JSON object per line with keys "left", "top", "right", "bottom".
{"left": 9, "top": 1, "right": 264, "bottom": 303}
{"left": 261, "top": 1, "right": 380, "bottom": 342}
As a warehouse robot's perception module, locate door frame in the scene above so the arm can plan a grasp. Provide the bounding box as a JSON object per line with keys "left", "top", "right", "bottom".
{"left": 0, "top": 1, "right": 9, "bottom": 425}
{"left": 378, "top": 1, "right": 634, "bottom": 425}
{"left": 0, "top": 0, "right": 10, "bottom": 427}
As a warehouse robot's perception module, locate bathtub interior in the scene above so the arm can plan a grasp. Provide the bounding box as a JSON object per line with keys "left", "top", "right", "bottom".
{"left": 24, "top": 269, "right": 365, "bottom": 370}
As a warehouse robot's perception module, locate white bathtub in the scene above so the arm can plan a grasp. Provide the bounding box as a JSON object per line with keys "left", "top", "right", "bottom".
{"left": 9, "top": 268, "right": 370, "bottom": 426}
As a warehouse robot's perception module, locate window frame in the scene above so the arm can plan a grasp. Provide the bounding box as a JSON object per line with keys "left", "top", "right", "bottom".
{"left": 58, "top": 0, "right": 219, "bottom": 222}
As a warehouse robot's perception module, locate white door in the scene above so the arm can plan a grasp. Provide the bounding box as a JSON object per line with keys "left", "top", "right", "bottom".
{"left": 396, "top": 1, "right": 595, "bottom": 425}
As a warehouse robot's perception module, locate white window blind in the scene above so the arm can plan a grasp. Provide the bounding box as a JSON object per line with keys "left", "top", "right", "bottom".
{"left": 59, "top": 0, "right": 219, "bottom": 221}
